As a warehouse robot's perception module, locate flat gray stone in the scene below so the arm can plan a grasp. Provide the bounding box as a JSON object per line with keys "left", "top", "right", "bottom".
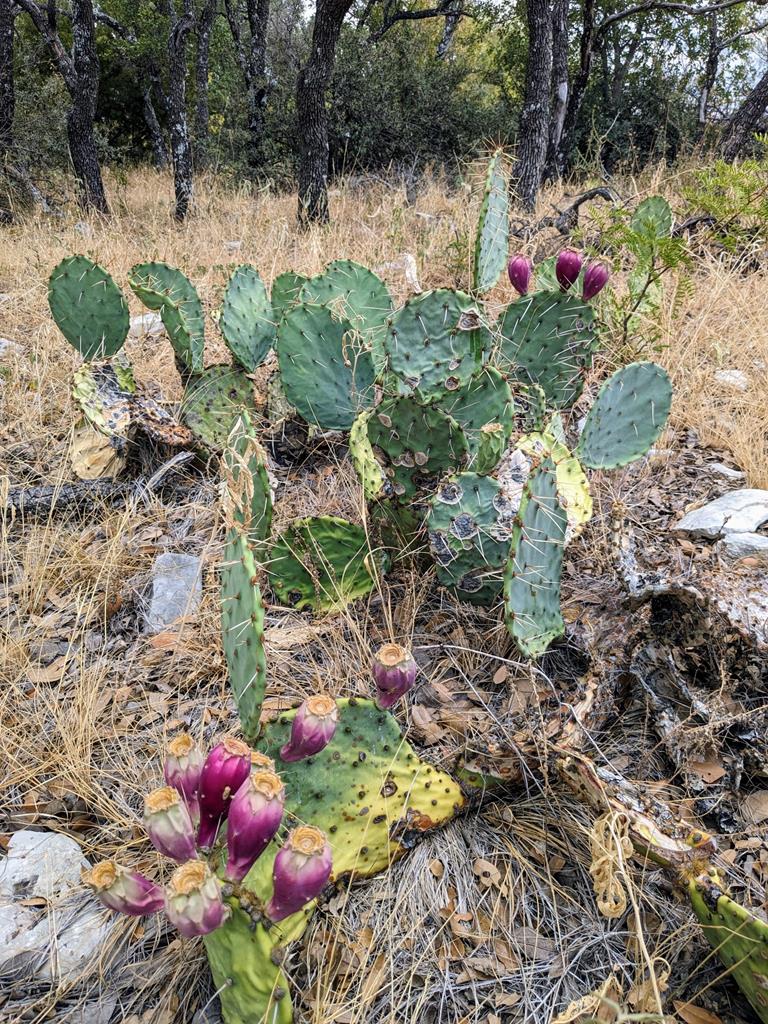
{"left": 129, "top": 312, "right": 163, "bottom": 338}
{"left": 710, "top": 462, "right": 746, "bottom": 481}
{"left": 39, "top": 906, "right": 114, "bottom": 982}
{"left": 717, "top": 532, "right": 768, "bottom": 562}
{"left": 714, "top": 368, "right": 748, "bottom": 391}
{"left": 0, "top": 830, "right": 88, "bottom": 899}
{"left": 675, "top": 489, "right": 768, "bottom": 539}
{"left": 224, "top": 240, "right": 242, "bottom": 252}
{"left": 144, "top": 552, "right": 203, "bottom": 632}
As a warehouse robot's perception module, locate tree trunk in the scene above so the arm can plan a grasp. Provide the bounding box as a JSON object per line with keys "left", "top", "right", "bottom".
{"left": 296, "top": 0, "right": 353, "bottom": 225}
{"left": 543, "top": 0, "right": 568, "bottom": 181}
{"left": 143, "top": 83, "right": 169, "bottom": 168}
{"left": 557, "top": 0, "right": 594, "bottom": 174}
{"left": 721, "top": 67, "right": 768, "bottom": 161}
{"left": 223, "top": 0, "right": 270, "bottom": 170}
{"left": 512, "top": 0, "right": 553, "bottom": 211}
{"left": 167, "top": 2, "right": 195, "bottom": 220}
{"left": 0, "top": 0, "right": 15, "bottom": 160}
{"left": 68, "top": 0, "right": 109, "bottom": 213}
{"left": 698, "top": 13, "right": 720, "bottom": 133}
{"left": 194, "top": 0, "right": 216, "bottom": 165}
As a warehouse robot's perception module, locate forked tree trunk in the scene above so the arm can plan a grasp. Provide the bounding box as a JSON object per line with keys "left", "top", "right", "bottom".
{"left": 296, "top": 0, "right": 353, "bottom": 225}
{"left": 720, "top": 67, "right": 768, "bottom": 161}
{"left": 543, "top": 0, "right": 568, "bottom": 181}
{"left": 557, "top": 0, "right": 594, "bottom": 174}
{"left": 512, "top": 0, "right": 553, "bottom": 210}
{"left": 224, "top": 0, "right": 271, "bottom": 170}
{"left": 143, "top": 83, "right": 169, "bottom": 168}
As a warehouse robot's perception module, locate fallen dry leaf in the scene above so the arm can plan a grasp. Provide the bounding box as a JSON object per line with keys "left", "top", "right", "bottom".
{"left": 674, "top": 1000, "right": 724, "bottom": 1024}
{"left": 473, "top": 858, "right": 502, "bottom": 888}
{"left": 26, "top": 654, "right": 69, "bottom": 684}
{"left": 741, "top": 790, "right": 768, "bottom": 825}
{"left": 429, "top": 859, "right": 445, "bottom": 879}
{"left": 688, "top": 760, "right": 727, "bottom": 784}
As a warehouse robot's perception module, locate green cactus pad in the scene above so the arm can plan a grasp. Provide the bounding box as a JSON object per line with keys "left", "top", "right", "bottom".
{"left": 631, "top": 195, "right": 673, "bottom": 238}
{"left": 475, "top": 423, "right": 508, "bottom": 475}
{"left": 221, "top": 529, "right": 267, "bottom": 743}
{"left": 349, "top": 411, "right": 387, "bottom": 501}
{"left": 517, "top": 431, "right": 593, "bottom": 533}
{"left": 270, "top": 271, "right": 307, "bottom": 324}
{"left": 385, "top": 290, "right": 491, "bottom": 402}
{"left": 441, "top": 366, "right": 514, "bottom": 460}
{"left": 504, "top": 457, "right": 567, "bottom": 658}
{"left": 129, "top": 261, "right": 205, "bottom": 375}
{"left": 427, "top": 472, "right": 517, "bottom": 605}
{"left": 220, "top": 265, "right": 275, "bottom": 371}
{"left": 367, "top": 396, "right": 469, "bottom": 502}
{"left": 48, "top": 256, "right": 129, "bottom": 361}
{"left": 181, "top": 365, "right": 257, "bottom": 449}
{"left": 498, "top": 289, "right": 597, "bottom": 408}
{"left": 688, "top": 871, "right": 768, "bottom": 1024}
{"left": 299, "top": 259, "right": 393, "bottom": 373}
{"left": 268, "top": 515, "right": 385, "bottom": 611}
{"left": 473, "top": 150, "right": 509, "bottom": 294}
{"left": 204, "top": 698, "right": 465, "bottom": 1024}
{"left": 576, "top": 361, "right": 672, "bottom": 469}
{"left": 72, "top": 361, "right": 135, "bottom": 437}
{"left": 224, "top": 412, "right": 273, "bottom": 548}
{"left": 512, "top": 382, "right": 548, "bottom": 433}
{"left": 276, "top": 303, "right": 376, "bottom": 430}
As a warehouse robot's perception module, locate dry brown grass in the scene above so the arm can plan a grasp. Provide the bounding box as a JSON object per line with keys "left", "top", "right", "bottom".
{"left": 1, "top": 164, "right": 766, "bottom": 1024}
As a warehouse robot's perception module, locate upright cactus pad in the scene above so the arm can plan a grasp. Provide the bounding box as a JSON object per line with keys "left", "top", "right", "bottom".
{"left": 72, "top": 361, "right": 135, "bottom": 437}
{"left": 129, "top": 262, "right": 205, "bottom": 375}
{"left": 48, "top": 256, "right": 129, "bottom": 360}
{"left": 224, "top": 413, "right": 273, "bottom": 548}
{"left": 498, "top": 290, "right": 596, "bottom": 408}
{"left": 270, "top": 271, "right": 307, "bottom": 325}
{"left": 631, "top": 195, "right": 673, "bottom": 238}
{"left": 384, "top": 290, "right": 491, "bottom": 402}
{"left": 220, "top": 265, "right": 275, "bottom": 371}
{"left": 688, "top": 871, "right": 768, "bottom": 1024}
{"left": 367, "top": 396, "right": 469, "bottom": 502}
{"left": 427, "top": 472, "right": 516, "bottom": 605}
{"left": 221, "top": 529, "right": 267, "bottom": 744}
{"left": 268, "top": 516, "right": 385, "bottom": 611}
{"left": 576, "top": 361, "right": 672, "bottom": 469}
{"left": 349, "top": 411, "right": 387, "bottom": 501}
{"left": 504, "top": 457, "right": 567, "bottom": 658}
{"left": 276, "top": 303, "right": 376, "bottom": 430}
{"left": 181, "top": 365, "right": 257, "bottom": 449}
{"left": 441, "top": 367, "right": 514, "bottom": 460}
{"left": 473, "top": 150, "right": 509, "bottom": 294}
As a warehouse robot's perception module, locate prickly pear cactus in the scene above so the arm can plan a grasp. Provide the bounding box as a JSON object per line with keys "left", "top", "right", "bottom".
{"left": 576, "top": 361, "right": 672, "bottom": 469}
{"left": 441, "top": 367, "right": 515, "bottom": 462}
{"left": 384, "top": 290, "right": 491, "bottom": 402}
{"left": 498, "top": 290, "right": 596, "bottom": 408}
{"left": 512, "top": 382, "right": 548, "bottom": 433}
{"left": 517, "top": 431, "right": 592, "bottom": 535}
{"left": 129, "top": 262, "right": 205, "bottom": 375}
{"left": 270, "top": 271, "right": 307, "bottom": 324}
{"left": 276, "top": 303, "right": 376, "bottom": 430}
{"left": 221, "top": 529, "right": 266, "bottom": 743}
{"left": 182, "top": 365, "right": 257, "bottom": 449}
{"left": 631, "top": 195, "right": 673, "bottom": 239}
{"left": 268, "top": 515, "right": 386, "bottom": 611}
{"left": 427, "top": 472, "right": 516, "bottom": 605}
{"left": 504, "top": 457, "right": 567, "bottom": 658}
{"left": 349, "top": 411, "right": 387, "bottom": 501}
{"left": 366, "top": 396, "right": 469, "bottom": 502}
{"left": 48, "top": 256, "right": 129, "bottom": 361}
{"left": 72, "top": 361, "right": 135, "bottom": 437}
{"left": 220, "top": 265, "right": 275, "bottom": 372}
{"left": 472, "top": 150, "right": 509, "bottom": 294}
{"left": 224, "top": 413, "right": 273, "bottom": 548}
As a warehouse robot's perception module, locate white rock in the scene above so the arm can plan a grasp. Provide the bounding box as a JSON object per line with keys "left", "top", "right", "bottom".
{"left": 676, "top": 489, "right": 768, "bottom": 539}
{"left": 40, "top": 906, "right": 114, "bottom": 982}
{"left": 144, "top": 552, "right": 203, "bottom": 632}
{"left": 0, "top": 337, "right": 23, "bottom": 358}
{"left": 709, "top": 462, "right": 746, "bottom": 481}
{"left": 74, "top": 221, "right": 94, "bottom": 239}
{"left": 129, "top": 312, "right": 164, "bottom": 338}
{"left": 0, "top": 831, "right": 89, "bottom": 899}
{"left": 717, "top": 532, "right": 768, "bottom": 562}
{"left": 224, "top": 240, "right": 243, "bottom": 252}
{"left": 714, "top": 368, "right": 748, "bottom": 392}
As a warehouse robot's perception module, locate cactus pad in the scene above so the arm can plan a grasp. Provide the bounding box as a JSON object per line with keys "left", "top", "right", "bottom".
{"left": 349, "top": 411, "right": 387, "bottom": 501}
{"left": 441, "top": 366, "right": 514, "bottom": 460}
{"left": 688, "top": 871, "right": 768, "bottom": 1024}
{"left": 270, "top": 271, "right": 307, "bottom": 324}
{"left": 498, "top": 289, "right": 596, "bottom": 408}
{"left": 181, "top": 365, "right": 257, "bottom": 449}
{"left": 504, "top": 457, "right": 567, "bottom": 658}
{"left": 367, "top": 396, "right": 469, "bottom": 502}
{"left": 268, "top": 515, "right": 385, "bottom": 611}
{"left": 473, "top": 150, "right": 509, "bottom": 294}
{"left": 631, "top": 195, "right": 673, "bottom": 239}
{"left": 48, "top": 256, "right": 129, "bottom": 360}
{"left": 129, "top": 261, "right": 205, "bottom": 374}
{"left": 276, "top": 303, "right": 376, "bottom": 430}
{"left": 512, "top": 382, "right": 548, "bottom": 433}
{"left": 384, "top": 290, "right": 491, "bottom": 402}
{"left": 220, "top": 265, "right": 275, "bottom": 371}
{"left": 221, "top": 529, "right": 267, "bottom": 743}
{"left": 517, "top": 431, "right": 593, "bottom": 534}
{"left": 427, "top": 472, "right": 517, "bottom": 605}
{"left": 72, "top": 360, "right": 135, "bottom": 437}
{"left": 224, "top": 413, "right": 273, "bottom": 547}
{"left": 576, "top": 361, "right": 672, "bottom": 469}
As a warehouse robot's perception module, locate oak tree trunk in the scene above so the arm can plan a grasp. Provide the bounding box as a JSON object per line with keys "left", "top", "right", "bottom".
{"left": 224, "top": 0, "right": 270, "bottom": 170}
{"left": 557, "top": 0, "right": 594, "bottom": 174}
{"left": 68, "top": 0, "right": 109, "bottom": 213}
{"left": 543, "top": 0, "right": 568, "bottom": 181}
{"left": 0, "top": 0, "right": 14, "bottom": 160}
{"left": 143, "top": 83, "right": 169, "bottom": 168}
{"left": 721, "top": 67, "right": 768, "bottom": 160}
{"left": 194, "top": 0, "right": 216, "bottom": 165}
{"left": 167, "top": 3, "right": 195, "bottom": 220}
{"left": 512, "top": 0, "right": 553, "bottom": 210}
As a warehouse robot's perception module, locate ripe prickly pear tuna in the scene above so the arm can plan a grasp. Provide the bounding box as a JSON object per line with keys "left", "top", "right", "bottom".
{"left": 144, "top": 787, "right": 198, "bottom": 862}
{"left": 225, "top": 770, "right": 285, "bottom": 883}
{"left": 164, "top": 733, "right": 204, "bottom": 826}
{"left": 372, "top": 644, "right": 418, "bottom": 708}
{"left": 555, "top": 249, "right": 583, "bottom": 291}
{"left": 84, "top": 860, "right": 165, "bottom": 916}
{"left": 279, "top": 695, "right": 338, "bottom": 762}
{"left": 265, "top": 826, "right": 332, "bottom": 922}
{"left": 197, "top": 737, "right": 252, "bottom": 848}
{"left": 165, "top": 861, "right": 229, "bottom": 937}
{"left": 582, "top": 262, "right": 610, "bottom": 300}
{"left": 507, "top": 255, "right": 532, "bottom": 295}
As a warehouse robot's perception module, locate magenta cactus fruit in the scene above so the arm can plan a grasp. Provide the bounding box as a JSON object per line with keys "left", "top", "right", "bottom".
{"left": 372, "top": 643, "right": 418, "bottom": 709}
{"left": 507, "top": 255, "right": 532, "bottom": 296}
{"left": 225, "top": 770, "right": 286, "bottom": 883}
{"left": 144, "top": 786, "right": 198, "bottom": 862}
{"left": 83, "top": 860, "right": 164, "bottom": 917}
{"left": 279, "top": 695, "right": 338, "bottom": 763}
{"left": 582, "top": 262, "right": 610, "bottom": 301}
{"left": 555, "top": 249, "right": 583, "bottom": 291}
{"left": 265, "top": 826, "right": 333, "bottom": 922}
{"left": 164, "top": 733, "right": 203, "bottom": 825}
{"left": 164, "top": 861, "right": 229, "bottom": 938}
{"left": 197, "top": 736, "right": 252, "bottom": 849}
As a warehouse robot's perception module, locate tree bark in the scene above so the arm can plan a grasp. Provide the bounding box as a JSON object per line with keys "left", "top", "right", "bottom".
{"left": 296, "top": 0, "right": 353, "bottom": 225}
{"left": 224, "top": 0, "right": 271, "bottom": 170}
{"left": 194, "top": 0, "right": 216, "bottom": 165}
{"left": 720, "top": 66, "right": 768, "bottom": 161}
{"left": 698, "top": 13, "right": 719, "bottom": 131}
{"left": 143, "top": 83, "right": 169, "bottom": 168}
{"left": 512, "top": 0, "right": 553, "bottom": 210}
{"left": 0, "top": 0, "right": 15, "bottom": 160}
{"left": 165, "top": 0, "right": 195, "bottom": 220}
{"left": 557, "top": 0, "right": 594, "bottom": 174}
{"left": 543, "top": 0, "right": 568, "bottom": 180}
